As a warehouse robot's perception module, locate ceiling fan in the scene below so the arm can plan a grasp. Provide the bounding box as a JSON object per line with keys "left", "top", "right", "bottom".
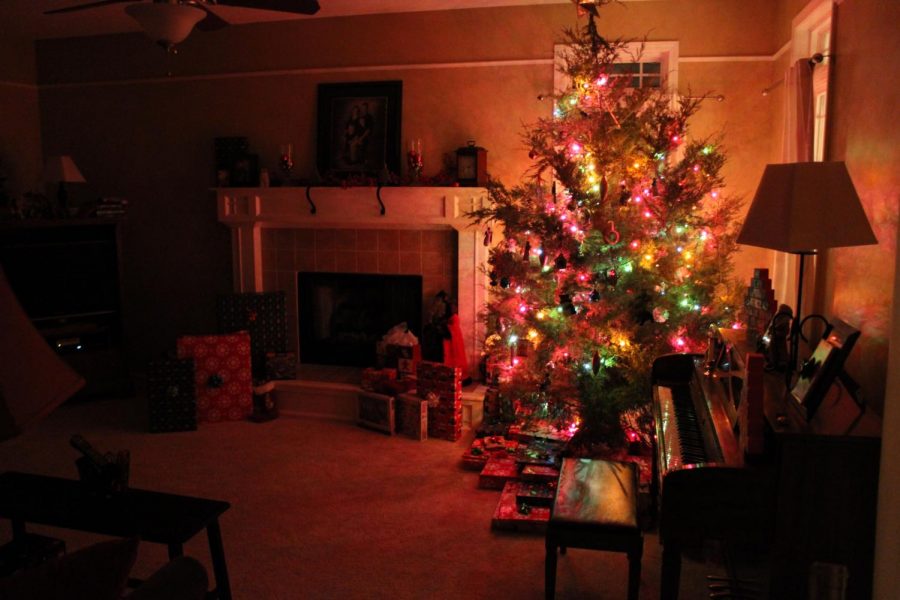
{"left": 45, "top": 0, "right": 321, "bottom": 51}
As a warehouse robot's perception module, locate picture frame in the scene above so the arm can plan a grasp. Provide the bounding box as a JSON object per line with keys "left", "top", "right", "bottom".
{"left": 790, "top": 319, "right": 861, "bottom": 419}
{"left": 316, "top": 80, "right": 402, "bottom": 179}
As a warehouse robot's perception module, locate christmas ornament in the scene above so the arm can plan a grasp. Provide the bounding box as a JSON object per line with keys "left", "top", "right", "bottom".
{"left": 604, "top": 220, "right": 620, "bottom": 245}
{"left": 605, "top": 268, "right": 618, "bottom": 286}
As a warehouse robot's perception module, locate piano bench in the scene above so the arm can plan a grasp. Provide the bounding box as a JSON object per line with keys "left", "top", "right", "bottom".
{"left": 545, "top": 458, "right": 643, "bottom": 600}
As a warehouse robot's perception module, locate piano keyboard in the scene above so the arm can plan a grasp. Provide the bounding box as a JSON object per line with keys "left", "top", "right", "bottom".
{"left": 657, "top": 384, "right": 711, "bottom": 470}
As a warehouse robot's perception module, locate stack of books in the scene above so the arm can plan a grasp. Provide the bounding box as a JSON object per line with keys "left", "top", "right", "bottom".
{"left": 94, "top": 197, "right": 127, "bottom": 218}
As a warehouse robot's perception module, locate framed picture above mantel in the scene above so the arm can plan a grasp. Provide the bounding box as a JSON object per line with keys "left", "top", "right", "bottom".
{"left": 316, "top": 80, "right": 402, "bottom": 180}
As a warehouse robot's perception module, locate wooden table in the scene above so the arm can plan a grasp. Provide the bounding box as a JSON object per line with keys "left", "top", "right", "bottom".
{"left": 0, "top": 471, "right": 232, "bottom": 599}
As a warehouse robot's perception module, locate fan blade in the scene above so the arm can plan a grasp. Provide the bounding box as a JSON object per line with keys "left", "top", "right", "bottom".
{"left": 213, "top": 0, "right": 320, "bottom": 16}
{"left": 194, "top": 4, "right": 230, "bottom": 31}
{"left": 44, "top": 0, "right": 135, "bottom": 15}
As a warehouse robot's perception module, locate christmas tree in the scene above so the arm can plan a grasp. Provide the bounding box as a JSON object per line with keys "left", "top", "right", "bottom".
{"left": 470, "top": 3, "right": 743, "bottom": 449}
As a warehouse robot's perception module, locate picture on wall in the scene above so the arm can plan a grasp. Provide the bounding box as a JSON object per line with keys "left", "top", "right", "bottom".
{"left": 316, "top": 80, "right": 402, "bottom": 179}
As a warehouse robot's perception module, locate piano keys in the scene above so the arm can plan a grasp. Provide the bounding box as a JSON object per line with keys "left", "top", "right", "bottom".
{"left": 651, "top": 328, "right": 882, "bottom": 600}
{"left": 651, "top": 352, "right": 772, "bottom": 600}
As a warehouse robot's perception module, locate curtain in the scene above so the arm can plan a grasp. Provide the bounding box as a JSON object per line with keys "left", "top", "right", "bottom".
{"left": 772, "top": 59, "right": 815, "bottom": 312}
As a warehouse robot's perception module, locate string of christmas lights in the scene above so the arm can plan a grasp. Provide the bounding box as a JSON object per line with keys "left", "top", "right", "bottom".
{"left": 470, "top": 8, "right": 743, "bottom": 448}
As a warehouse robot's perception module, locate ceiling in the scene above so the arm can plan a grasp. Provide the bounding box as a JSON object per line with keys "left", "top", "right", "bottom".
{"left": 4, "top": 0, "right": 569, "bottom": 41}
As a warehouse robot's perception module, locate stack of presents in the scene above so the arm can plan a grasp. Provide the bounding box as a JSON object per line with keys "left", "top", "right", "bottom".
{"left": 358, "top": 354, "right": 463, "bottom": 443}
{"left": 147, "top": 292, "right": 295, "bottom": 433}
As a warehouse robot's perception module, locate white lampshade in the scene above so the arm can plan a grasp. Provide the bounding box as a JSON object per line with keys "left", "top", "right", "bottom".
{"left": 43, "top": 155, "right": 86, "bottom": 184}
{"left": 125, "top": 3, "right": 206, "bottom": 50}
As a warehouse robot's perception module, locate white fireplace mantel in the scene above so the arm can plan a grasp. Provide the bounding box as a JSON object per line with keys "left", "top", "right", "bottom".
{"left": 215, "top": 186, "right": 490, "bottom": 373}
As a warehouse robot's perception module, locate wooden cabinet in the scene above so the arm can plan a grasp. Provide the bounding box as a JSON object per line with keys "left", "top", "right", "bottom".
{"left": 719, "top": 329, "right": 881, "bottom": 600}
{"left": 0, "top": 219, "right": 132, "bottom": 398}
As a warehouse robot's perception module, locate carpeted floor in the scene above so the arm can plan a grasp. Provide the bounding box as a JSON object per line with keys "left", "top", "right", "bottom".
{"left": 0, "top": 395, "right": 729, "bottom": 599}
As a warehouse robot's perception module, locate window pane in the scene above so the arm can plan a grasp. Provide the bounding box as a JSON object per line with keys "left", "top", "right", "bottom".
{"left": 643, "top": 62, "right": 661, "bottom": 74}
{"left": 631, "top": 76, "right": 641, "bottom": 88}
{"left": 645, "top": 76, "right": 661, "bottom": 88}
{"left": 611, "top": 62, "right": 640, "bottom": 74}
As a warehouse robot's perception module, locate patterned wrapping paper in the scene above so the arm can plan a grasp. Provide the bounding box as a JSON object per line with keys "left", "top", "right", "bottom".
{"left": 176, "top": 332, "right": 252, "bottom": 423}
{"left": 417, "top": 361, "right": 462, "bottom": 441}
{"left": 147, "top": 357, "right": 197, "bottom": 433}
{"left": 217, "top": 292, "right": 287, "bottom": 378}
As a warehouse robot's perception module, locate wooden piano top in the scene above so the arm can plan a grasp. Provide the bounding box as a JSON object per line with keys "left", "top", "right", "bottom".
{"left": 717, "top": 328, "right": 881, "bottom": 439}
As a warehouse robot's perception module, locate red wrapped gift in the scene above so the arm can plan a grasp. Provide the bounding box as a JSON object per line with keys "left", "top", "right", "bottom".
{"left": 176, "top": 332, "right": 252, "bottom": 423}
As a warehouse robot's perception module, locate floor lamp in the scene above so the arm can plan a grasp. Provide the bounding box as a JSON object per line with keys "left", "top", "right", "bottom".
{"left": 736, "top": 162, "right": 877, "bottom": 385}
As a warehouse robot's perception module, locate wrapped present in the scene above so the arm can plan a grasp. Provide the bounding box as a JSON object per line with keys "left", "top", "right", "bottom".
{"left": 514, "top": 439, "right": 564, "bottom": 468}
{"left": 147, "top": 357, "right": 196, "bottom": 433}
{"left": 520, "top": 465, "right": 560, "bottom": 484}
{"left": 360, "top": 368, "right": 397, "bottom": 392}
{"left": 176, "top": 332, "right": 252, "bottom": 423}
{"left": 491, "top": 481, "right": 551, "bottom": 533}
{"left": 382, "top": 377, "right": 416, "bottom": 396}
{"left": 462, "top": 437, "right": 518, "bottom": 471}
{"left": 417, "top": 361, "right": 462, "bottom": 441}
{"left": 516, "top": 482, "right": 556, "bottom": 508}
{"left": 357, "top": 391, "right": 394, "bottom": 435}
{"left": 478, "top": 457, "right": 519, "bottom": 490}
{"left": 395, "top": 393, "right": 427, "bottom": 441}
{"left": 217, "top": 292, "right": 287, "bottom": 378}
{"left": 265, "top": 352, "right": 297, "bottom": 380}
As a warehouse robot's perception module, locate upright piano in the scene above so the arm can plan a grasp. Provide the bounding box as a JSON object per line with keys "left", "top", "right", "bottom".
{"left": 651, "top": 328, "right": 881, "bottom": 600}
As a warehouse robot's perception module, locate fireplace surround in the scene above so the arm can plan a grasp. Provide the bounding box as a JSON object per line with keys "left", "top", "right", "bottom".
{"left": 216, "top": 186, "right": 489, "bottom": 395}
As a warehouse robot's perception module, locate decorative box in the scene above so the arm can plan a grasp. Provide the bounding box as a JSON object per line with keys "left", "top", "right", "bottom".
{"left": 217, "top": 292, "right": 287, "bottom": 378}
{"left": 478, "top": 457, "right": 519, "bottom": 490}
{"left": 395, "top": 393, "right": 427, "bottom": 441}
{"left": 265, "top": 352, "right": 297, "bottom": 380}
{"left": 147, "top": 357, "right": 197, "bottom": 433}
{"left": 176, "top": 332, "right": 253, "bottom": 423}
{"left": 357, "top": 391, "right": 394, "bottom": 435}
{"left": 360, "top": 368, "right": 397, "bottom": 392}
{"left": 491, "top": 481, "right": 550, "bottom": 533}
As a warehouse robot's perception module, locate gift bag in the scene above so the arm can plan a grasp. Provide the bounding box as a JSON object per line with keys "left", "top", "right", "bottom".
{"left": 176, "top": 332, "right": 252, "bottom": 423}
{"left": 217, "top": 292, "right": 287, "bottom": 378}
{"left": 147, "top": 357, "right": 196, "bottom": 433}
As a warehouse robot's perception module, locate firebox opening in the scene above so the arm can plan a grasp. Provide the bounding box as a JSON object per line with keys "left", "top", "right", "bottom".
{"left": 297, "top": 272, "right": 423, "bottom": 367}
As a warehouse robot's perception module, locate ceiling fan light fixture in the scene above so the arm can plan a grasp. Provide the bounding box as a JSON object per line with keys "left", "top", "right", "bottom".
{"left": 125, "top": 3, "right": 206, "bottom": 50}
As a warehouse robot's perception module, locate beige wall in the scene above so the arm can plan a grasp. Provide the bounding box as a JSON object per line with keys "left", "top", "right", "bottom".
{"left": 33, "top": 2, "right": 780, "bottom": 366}
{"left": 37, "top": 0, "right": 774, "bottom": 366}
{"left": 0, "top": 36, "right": 41, "bottom": 199}
{"left": 817, "top": 0, "right": 900, "bottom": 596}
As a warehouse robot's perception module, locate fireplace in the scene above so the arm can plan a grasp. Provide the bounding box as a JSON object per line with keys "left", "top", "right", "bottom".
{"left": 216, "top": 185, "right": 489, "bottom": 378}
{"left": 297, "top": 272, "right": 423, "bottom": 367}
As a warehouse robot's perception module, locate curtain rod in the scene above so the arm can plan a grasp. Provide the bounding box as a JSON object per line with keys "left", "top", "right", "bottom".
{"left": 762, "top": 53, "right": 831, "bottom": 96}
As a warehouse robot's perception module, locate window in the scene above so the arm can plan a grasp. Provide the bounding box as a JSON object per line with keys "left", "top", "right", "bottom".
{"left": 610, "top": 61, "right": 662, "bottom": 88}
{"left": 554, "top": 41, "right": 679, "bottom": 96}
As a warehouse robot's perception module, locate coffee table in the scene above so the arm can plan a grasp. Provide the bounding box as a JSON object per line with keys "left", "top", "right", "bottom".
{"left": 0, "top": 471, "right": 232, "bottom": 599}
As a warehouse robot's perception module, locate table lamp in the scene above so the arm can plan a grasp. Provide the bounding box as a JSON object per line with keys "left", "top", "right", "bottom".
{"left": 43, "top": 156, "right": 85, "bottom": 217}
{"left": 736, "top": 162, "right": 877, "bottom": 382}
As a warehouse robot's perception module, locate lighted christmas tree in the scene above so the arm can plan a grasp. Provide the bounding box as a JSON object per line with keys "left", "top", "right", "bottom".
{"left": 471, "top": 3, "right": 743, "bottom": 449}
